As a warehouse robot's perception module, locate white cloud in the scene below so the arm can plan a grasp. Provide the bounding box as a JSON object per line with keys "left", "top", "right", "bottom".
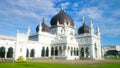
{"left": 78, "top": 7, "right": 103, "bottom": 19}
{"left": 4, "top": 0, "right": 58, "bottom": 19}
{"left": 73, "top": 3, "right": 78, "bottom": 7}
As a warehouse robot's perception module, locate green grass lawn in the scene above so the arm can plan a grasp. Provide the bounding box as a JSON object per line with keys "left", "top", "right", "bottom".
{"left": 0, "top": 62, "right": 120, "bottom": 68}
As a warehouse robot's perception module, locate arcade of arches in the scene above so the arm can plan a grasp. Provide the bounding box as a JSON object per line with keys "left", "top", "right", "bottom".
{"left": 0, "top": 47, "right": 13, "bottom": 58}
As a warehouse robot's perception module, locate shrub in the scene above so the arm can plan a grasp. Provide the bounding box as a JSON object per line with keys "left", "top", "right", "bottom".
{"left": 16, "top": 56, "right": 26, "bottom": 63}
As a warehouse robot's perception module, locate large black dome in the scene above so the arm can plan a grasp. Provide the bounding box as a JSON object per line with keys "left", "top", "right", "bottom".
{"left": 78, "top": 22, "right": 90, "bottom": 34}
{"left": 36, "top": 18, "right": 49, "bottom": 33}
{"left": 50, "top": 10, "right": 74, "bottom": 27}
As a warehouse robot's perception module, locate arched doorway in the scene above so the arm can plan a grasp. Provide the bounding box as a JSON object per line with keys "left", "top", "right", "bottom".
{"left": 81, "top": 47, "right": 84, "bottom": 57}
{"left": 86, "top": 47, "right": 89, "bottom": 58}
{"left": 59, "top": 46, "right": 62, "bottom": 56}
{"left": 30, "top": 49, "right": 35, "bottom": 57}
{"left": 41, "top": 47, "right": 45, "bottom": 57}
{"left": 51, "top": 47, "right": 54, "bottom": 56}
{"left": 71, "top": 47, "right": 73, "bottom": 56}
{"left": 77, "top": 48, "right": 78, "bottom": 56}
{"left": 74, "top": 48, "right": 76, "bottom": 56}
{"left": 26, "top": 49, "right": 29, "bottom": 57}
{"left": 7, "top": 47, "right": 13, "bottom": 58}
{"left": 0, "top": 47, "right": 5, "bottom": 58}
{"left": 46, "top": 47, "right": 49, "bottom": 57}
{"left": 95, "top": 43, "right": 97, "bottom": 57}
{"left": 55, "top": 46, "right": 58, "bottom": 56}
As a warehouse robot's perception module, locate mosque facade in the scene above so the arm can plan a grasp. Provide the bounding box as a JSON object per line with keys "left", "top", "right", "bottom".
{"left": 0, "top": 9, "right": 101, "bottom": 60}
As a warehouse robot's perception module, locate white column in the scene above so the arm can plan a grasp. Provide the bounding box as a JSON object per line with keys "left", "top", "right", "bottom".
{"left": 44, "top": 48, "right": 46, "bottom": 57}
{"left": 5, "top": 49, "right": 8, "bottom": 59}
{"left": 78, "top": 47, "right": 81, "bottom": 58}
{"left": 28, "top": 50, "right": 30, "bottom": 58}
{"left": 90, "top": 45, "right": 95, "bottom": 59}
{"left": 53, "top": 47, "right": 55, "bottom": 60}
{"left": 49, "top": 48, "right": 51, "bottom": 57}
{"left": 65, "top": 48, "right": 67, "bottom": 56}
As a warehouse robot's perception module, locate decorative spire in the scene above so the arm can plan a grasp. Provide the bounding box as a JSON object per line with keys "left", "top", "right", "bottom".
{"left": 81, "top": 16, "right": 85, "bottom": 24}
{"left": 96, "top": 26, "right": 100, "bottom": 37}
{"left": 42, "top": 17, "right": 45, "bottom": 23}
{"left": 96, "top": 26, "right": 100, "bottom": 33}
{"left": 27, "top": 26, "right": 30, "bottom": 34}
{"left": 90, "top": 20, "right": 94, "bottom": 34}
{"left": 90, "top": 20, "right": 93, "bottom": 28}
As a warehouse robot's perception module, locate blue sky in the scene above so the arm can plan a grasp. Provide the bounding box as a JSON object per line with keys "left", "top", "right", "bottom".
{"left": 0, "top": 0, "right": 120, "bottom": 46}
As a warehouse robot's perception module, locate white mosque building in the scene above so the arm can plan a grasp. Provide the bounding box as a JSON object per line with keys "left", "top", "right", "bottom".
{"left": 0, "top": 9, "right": 101, "bottom": 61}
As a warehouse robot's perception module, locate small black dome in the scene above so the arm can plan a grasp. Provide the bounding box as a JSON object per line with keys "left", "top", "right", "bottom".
{"left": 36, "top": 18, "right": 49, "bottom": 32}
{"left": 78, "top": 22, "right": 90, "bottom": 34}
{"left": 50, "top": 10, "right": 74, "bottom": 27}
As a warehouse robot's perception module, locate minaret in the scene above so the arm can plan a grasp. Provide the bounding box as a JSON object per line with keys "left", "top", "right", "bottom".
{"left": 96, "top": 26, "right": 100, "bottom": 38}
{"left": 90, "top": 20, "right": 94, "bottom": 34}
{"left": 27, "top": 26, "right": 30, "bottom": 36}
{"left": 38, "top": 20, "right": 42, "bottom": 33}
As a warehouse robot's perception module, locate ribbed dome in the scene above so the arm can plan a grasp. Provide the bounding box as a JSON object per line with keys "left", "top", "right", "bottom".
{"left": 50, "top": 10, "right": 74, "bottom": 27}
{"left": 36, "top": 18, "right": 49, "bottom": 32}
{"left": 78, "top": 22, "right": 90, "bottom": 34}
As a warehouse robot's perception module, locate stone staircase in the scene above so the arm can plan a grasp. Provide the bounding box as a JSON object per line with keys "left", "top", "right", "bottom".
{"left": 0, "top": 58, "right": 14, "bottom": 63}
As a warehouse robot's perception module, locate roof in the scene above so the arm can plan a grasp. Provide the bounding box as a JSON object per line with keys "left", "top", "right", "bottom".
{"left": 78, "top": 22, "right": 90, "bottom": 34}
{"left": 36, "top": 18, "right": 49, "bottom": 33}
{"left": 50, "top": 10, "right": 74, "bottom": 27}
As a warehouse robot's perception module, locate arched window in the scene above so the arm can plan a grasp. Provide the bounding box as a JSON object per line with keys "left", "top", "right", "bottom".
{"left": 71, "top": 47, "right": 73, "bottom": 56}
{"left": 95, "top": 43, "right": 97, "bottom": 57}
{"left": 86, "top": 47, "right": 89, "bottom": 58}
{"left": 51, "top": 47, "right": 54, "bottom": 56}
{"left": 46, "top": 47, "right": 49, "bottom": 57}
{"left": 26, "top": 49, "right": 29, "bottom": 57}
{"left": 7, "top": 47, "right": 13, "bottom": 58}
{"left": 77, "top": 48, "right": 78, "bottom": 56}
{"left": 81, "top": 47, "right": 84, "bottom": 57}
{"left": 55, "top": 46, "right": 58, "bottom": 56}
{"left": 0, "top": 47, "right": 5, "bottom": 58}
{"left": 74, "top": 48, "right": 76, "bottom": 56}
{"left": 30, "top": 49, "right": 35, "bottom": 57}
{"left": 41, "top": 47, "right": 45, "bottom": 57}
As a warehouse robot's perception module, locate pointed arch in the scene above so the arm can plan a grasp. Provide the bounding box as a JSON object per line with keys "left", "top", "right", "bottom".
{"left": 26, "top": 49, "right": 29, "bottom": 57}
{"left": 41, "top": 47, "right": 45, "bottom": 57}
{"left": 7, "top": 47, "right": 13, "bottom": 58}
{"left": 0, "top": 47, "right": 5, "bottom": 58}
{"left": 51, "top": 47, "right": 54, "bottom": 56}
{"left": 46, "top": 47, "right": 49, "bottom": 57}
{"left": 55, "top": 46, "right": 58, "bottom": 56}
{"left": 86, "top": 47, "right": 89, "bottom": 58}
{"left": 95, "top": 43, "right": 97, "bottom": 57}
{"left": 30, "top": 49, "right": 35, "bottom": 57}
{"left": 77, "top": 48, "right": 78, "bottom": 56}
{"left": 81, "top": 47, "right": 84, "bottom": 57}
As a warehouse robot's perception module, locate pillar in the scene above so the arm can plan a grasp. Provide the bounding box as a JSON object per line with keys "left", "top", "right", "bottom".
{"left": 5, "top": 49, "right": 8, "bottom": 59}
{"left": 44, "top": 48, "right": 46, "bottom": 57}
{"left": 28, "top": 49, "right": 30, "bottom": 58}
{"left": 49, "top": 47, "right": 51, "bottom": 57}
{"left": 90, "top": 45, "right": 95, "bottom": 59}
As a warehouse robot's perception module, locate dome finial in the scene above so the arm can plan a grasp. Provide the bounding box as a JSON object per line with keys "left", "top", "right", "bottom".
{"left": 82, "top": 16, "right": 85, "bottom": 22}
{"left": 81, "top": 16, "right": 85, "bottom": 24}
{"left": 42, "top": 17, "right": 45, "bottom": 23}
